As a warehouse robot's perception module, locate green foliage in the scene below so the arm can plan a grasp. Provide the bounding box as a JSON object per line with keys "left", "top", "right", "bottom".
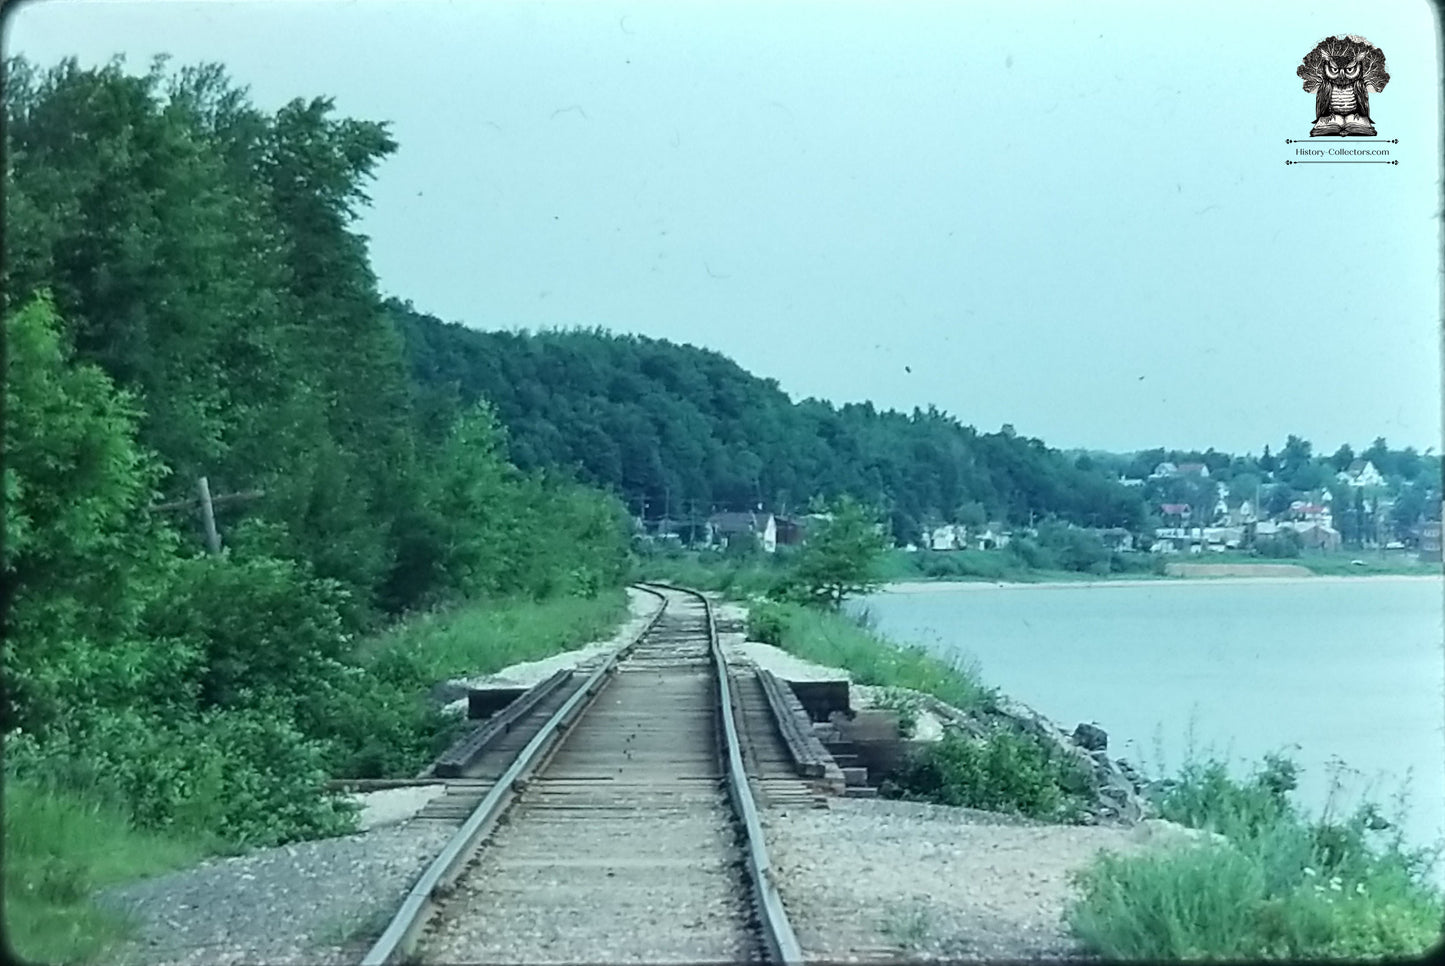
{"left": 3, "top": 779, "right": 211, "bottom": 965}
{"left": 1066, "top": 754, "right": 1445, "bottom": 960}
{"left": 774, "top": 496, "right": 890, "bottom": 608}
{"left": 143, "top": 554, "right": 352, "bottom": 713}
{"left": 884, "top": 730, "right": 1084, "bottom": 820}
{"left": 388, "top": 300, "right": 1152, "bottom": 535}
{"left": 1255, "top": 529, "right": 1303, "bottom": 559}
{"left": 747, "top": 601, "right": 994, "bottom": 714}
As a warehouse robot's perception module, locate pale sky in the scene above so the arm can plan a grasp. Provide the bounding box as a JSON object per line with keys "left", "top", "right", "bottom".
{"left": 6, "top": 0, "right": 1442, "bottom": 455}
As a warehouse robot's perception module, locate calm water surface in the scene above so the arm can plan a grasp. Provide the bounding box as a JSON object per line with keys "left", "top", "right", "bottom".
{"left": 858, "top": 577, "right": 1445, "bottom": 859}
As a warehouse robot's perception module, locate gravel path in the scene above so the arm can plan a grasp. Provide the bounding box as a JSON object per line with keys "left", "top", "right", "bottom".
{"left": 766, "top": 798, "right": 1147, "bottom": 962}
{"left": 99, "top": 822, "right": 456, "bottom": 966}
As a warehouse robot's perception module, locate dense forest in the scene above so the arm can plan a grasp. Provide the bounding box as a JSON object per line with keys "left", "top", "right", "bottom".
{"left": 390, "top": 301, "right": 1150, "bottom": 544}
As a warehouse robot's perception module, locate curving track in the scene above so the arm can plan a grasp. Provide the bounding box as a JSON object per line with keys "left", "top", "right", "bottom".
{"left": 362, "top": 583, "right": 801, "bottom": 965}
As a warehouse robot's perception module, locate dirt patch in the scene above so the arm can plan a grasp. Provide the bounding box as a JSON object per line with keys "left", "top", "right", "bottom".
{"left": 1163, "top": 562, "right": 1312, "bottom": 578}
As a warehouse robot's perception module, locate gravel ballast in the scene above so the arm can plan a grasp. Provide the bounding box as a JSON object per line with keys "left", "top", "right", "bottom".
{"left": 100, "top": 822, "right": 457, "bottom": 966}
{"left": 766, "top": 798, "right": 1147, "bottom": 961}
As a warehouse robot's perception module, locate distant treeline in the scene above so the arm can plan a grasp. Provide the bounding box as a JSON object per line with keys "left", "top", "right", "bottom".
{"left": 390, "top": 301, "right": 1150, "bottom": 544}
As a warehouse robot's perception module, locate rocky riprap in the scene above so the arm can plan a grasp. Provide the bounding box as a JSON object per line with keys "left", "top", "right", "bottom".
{"left": 903, "top": 691, "right": 1152, "bottom": 825}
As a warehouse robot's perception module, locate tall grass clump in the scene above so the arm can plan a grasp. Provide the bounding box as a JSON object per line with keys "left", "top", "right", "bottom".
{"left": 3, "top": 779, "right": 212, "bottom": 964}
{"left": 746, "top": 600, "right": 994, "bottom": 713}
{"left": 1066, "top": 754, "right": 1445, "bottom": 959}
{"left": 333, "top": 589, "right": 629, "bottom": 777}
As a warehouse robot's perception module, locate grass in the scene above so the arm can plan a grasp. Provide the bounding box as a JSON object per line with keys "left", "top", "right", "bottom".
{"left": 747, "top": 600, "right": 995, "bottom": 713}
{"left": 1199, "top": 550, "right": 1440, "bottom": 577}
{"left": 880, "top": 901, "right": 933, "bottom": 950}
{"left": 878, "top": 547, "right": 1170, "bottom": 585}
{"left": 3, "top": 779, "right": 213, "bottom": 965}
{"left": 633, "top": 551, "right": 788, "bottom": 598}
{"left": 1066, "top": 754, "right": 1445, "bottom": 959}
{"left": 357, "top": 588, "right": 629, "bottom": 681}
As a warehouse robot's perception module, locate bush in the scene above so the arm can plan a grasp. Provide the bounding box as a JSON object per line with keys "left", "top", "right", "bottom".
{"left": 6, "top": 707, "right": 356, "bottom": 849}
{"left": 883, "top": 730, "right": 1086, "bottom": 820}
{"left": 1066, "top": 754, "right": 1445, "bottom": 960}
{"left": 746, "top": 601, "right": 788, "bottom": 647}
{"left": 144, "top": 553, "right": 353, "bottom": 714}
{"left": 1255, "top": 530, "right": 1304, "bottom": 559}
{"left": 1006, "top": 537, "right": 1058, "bottom": 571}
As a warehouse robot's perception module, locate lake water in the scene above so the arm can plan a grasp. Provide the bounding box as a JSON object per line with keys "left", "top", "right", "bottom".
{"left": 857, "top": 577, "right": 1445, "bottom": 862}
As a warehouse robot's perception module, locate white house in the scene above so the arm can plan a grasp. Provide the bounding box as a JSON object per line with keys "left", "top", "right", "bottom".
{"left": 925, "top": 524, "right": 966, "bottom": 551}
{"left": 1337, "top": 459, "right": 1386, "bottom": 488}
{"left": 706, "top": 512, "right": 777, "bottom": 553}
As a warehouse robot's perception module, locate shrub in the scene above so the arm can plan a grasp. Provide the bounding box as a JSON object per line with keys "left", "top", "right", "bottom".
{"left": 746, "top": 601, "right": 789, "bottom": 647}
{"left": 883, "top": 729, "right": 1086, "bottom": 820}
{"left": 1067, "top": 754, "right": 1445, "bottom": 960}
{"left": 143, "top": 553, "right": 353, "bottom": 714}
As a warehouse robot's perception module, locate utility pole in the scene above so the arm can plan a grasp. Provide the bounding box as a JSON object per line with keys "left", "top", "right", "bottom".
{"left": 149, "top": 477, "right": 265, "bottom": 555}
{"left": 197, "top": 476, "right": 221, "bottom": 555}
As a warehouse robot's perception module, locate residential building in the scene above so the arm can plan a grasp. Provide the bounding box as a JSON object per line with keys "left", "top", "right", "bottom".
{"left": 1149, "top": 462, "right": 1178, "bottom": 479}
{"left": 1337, "top": 459, "right": 1386, "bottom": 488}
{"left": 706, "top": 511, "right": 777, "bottom": 553}
{"left": 1177, "top": 462, "right": 1211, "bottom": 478}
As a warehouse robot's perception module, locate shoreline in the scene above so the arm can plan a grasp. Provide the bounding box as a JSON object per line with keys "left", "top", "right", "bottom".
{"left": 880, "top": 573, "right": 1443, "bottom": 594}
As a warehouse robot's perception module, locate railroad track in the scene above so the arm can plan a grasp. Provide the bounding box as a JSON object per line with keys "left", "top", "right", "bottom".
{"left": 361, "top": 583, "right": 802, "bottom": 965}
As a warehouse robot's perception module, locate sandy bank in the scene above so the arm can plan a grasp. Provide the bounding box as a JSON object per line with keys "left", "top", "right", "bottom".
{"left": 880, "top": 573, "right": 1441, "bottom": 594}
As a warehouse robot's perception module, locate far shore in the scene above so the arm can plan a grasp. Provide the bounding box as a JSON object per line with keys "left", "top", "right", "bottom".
{"left": 880, "top": 573, "right": 1443, "bottom": 594}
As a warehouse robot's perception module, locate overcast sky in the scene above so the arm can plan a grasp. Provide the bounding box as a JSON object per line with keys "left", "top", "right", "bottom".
{"left": 7, "top": 0, "right": 1442, "bottom": 455}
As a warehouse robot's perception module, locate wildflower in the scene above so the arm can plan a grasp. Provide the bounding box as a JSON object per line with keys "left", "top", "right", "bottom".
{"left": 1303, "top": 866, "right": 1318, "bottom": 877}
{"left": 1355, "top": 882, "right": 1366, "bottom": 895}
{"left": 1329, "top": 876, "right": 1343, "bottom": 892}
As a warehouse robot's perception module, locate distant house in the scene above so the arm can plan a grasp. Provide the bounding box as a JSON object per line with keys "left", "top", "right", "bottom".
{"left": 706, "top": 511, "right": 777, "bottom": 554}
{"left": 925, "top": 524, "right": 964, "bottom": 551}
{"left": 773, "top": 516, "right": 807, "bottom": 547}
{"left": 1091, "top": 528, "right": 1135, "bottom": 552}
{"left": 1119, "top": 476, "right": 1146, "bottom": 488}
{"left": 1337, "top": 459, "right": 1385, "bottom": 488}
{"left": 1288, "top": 502, "right": 1332, "bottom": 525}
{"left": 1420, "top": 521, "right": 1442, "bottom": 562}
{"left": 973, "top": 523, "right": 1011, "bottom": 550}
{"left": 1177, "top": 462, "right": 1211, "bottom": 478}
{"left": 1227, "top": 500, "right": 1258, "bottom": 526}
{"left": 1285, "top": 521, "right": 1342, "bottom": 552}
{"left": 1150, "top": 462, "right": 1179, "bottom": 479}
{"left": 1201, "top": 526, "right": 1244, "bottom": 549}
{"left": 1159, "top": 503, "right": 1192, "bottom": 525}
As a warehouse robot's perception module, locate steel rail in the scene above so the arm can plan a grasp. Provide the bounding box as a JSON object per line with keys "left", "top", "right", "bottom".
{"left": 642, "top": 581, "right": 805, "bottom": 966}
{"left": 359, "top": 586, "right": 669, "bottom": 966}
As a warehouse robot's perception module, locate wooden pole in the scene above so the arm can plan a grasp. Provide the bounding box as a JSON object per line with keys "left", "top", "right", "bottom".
{"left": 197, "top": 476, "right": 222, "bottom": 555}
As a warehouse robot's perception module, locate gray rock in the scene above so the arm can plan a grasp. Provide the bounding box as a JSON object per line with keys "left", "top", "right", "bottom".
{"left": 1072, "top": 722, "right": 1108, "bottom": 752}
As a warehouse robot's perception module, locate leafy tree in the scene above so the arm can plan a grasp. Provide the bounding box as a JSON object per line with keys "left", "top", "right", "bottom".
{"left": 1330, "top": 443, "right": 1356, "bottom": 472}
{"left": 2, "top": 296, "right": 181, "bottom": 734}
{"left": 777, "top": 496, "right": 889, "bottom": 608}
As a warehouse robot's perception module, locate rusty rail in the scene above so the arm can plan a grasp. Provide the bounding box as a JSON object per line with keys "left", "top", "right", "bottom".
{"left": 643, "top": 582, "right": 804, "bottom": 966}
